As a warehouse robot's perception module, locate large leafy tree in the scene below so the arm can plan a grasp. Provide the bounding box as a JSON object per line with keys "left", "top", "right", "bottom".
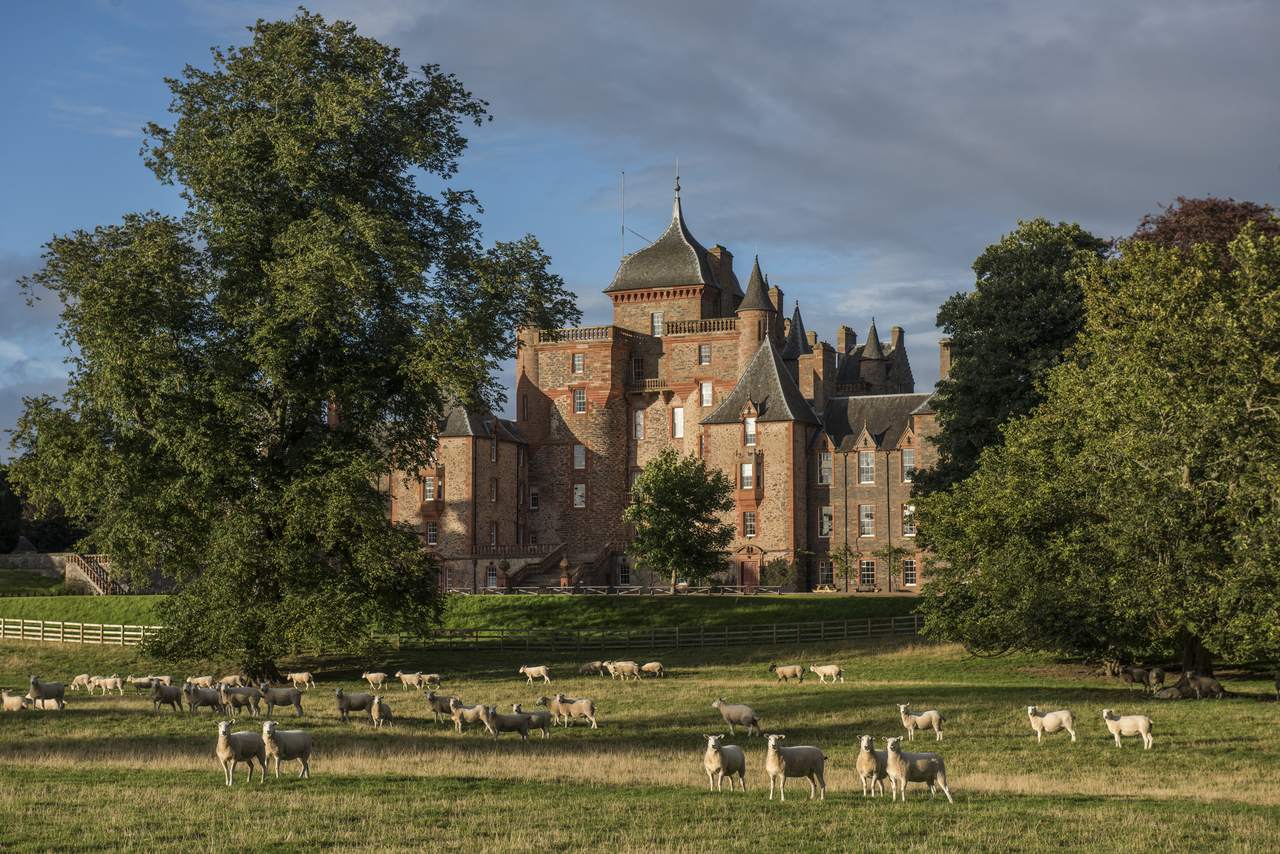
{"left": 1134, "top": 196, "right": 1279, "bottom": 255}
{"left": 918, "top": 219, "right": 1109, "bottom": 493}
{"left": 623, "top": 448, "right": 734, "bottom": 592}
{"left": 918, "top": 226, "right": 1280, "bottom": 672}
{"left": 8, "top": 11, "right": 578, "bottom": 672}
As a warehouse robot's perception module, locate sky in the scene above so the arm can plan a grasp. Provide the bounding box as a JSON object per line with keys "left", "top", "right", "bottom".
{"left": 2, "top": 0, "right": 1278, "bottom": 453}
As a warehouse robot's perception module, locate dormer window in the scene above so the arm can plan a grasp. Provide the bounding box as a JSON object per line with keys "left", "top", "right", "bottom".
{"left": 744, "top": 416, "right": 757, "bottom": 446}
{"left": 859, "top": 450, "right": 875, "bottom": 484}
{"left": 902, "top": 448, "right": 916, "bottom": 483}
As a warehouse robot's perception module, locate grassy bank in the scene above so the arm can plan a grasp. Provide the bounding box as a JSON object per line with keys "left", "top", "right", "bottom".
{"left": 0, "top": 594, "right": 166, "bottom": 625}
{"left": 0, "top": 571, "right": 64, "bottom": 597}
{"left": 0, "top": 638, "right": 1276, "bottom": 851}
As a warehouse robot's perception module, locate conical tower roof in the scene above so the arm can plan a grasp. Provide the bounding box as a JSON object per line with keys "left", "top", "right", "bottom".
{"left": 862, "top": 318, "right": 885, "bottom": 360}
{"left": 736, "top": 256, "right": 775, "bottom": 313}
{"left": 781, "top": 301, "right": 813, "bottom": 360}
{"left": 605, "top": 178, "right": 717, "bottom": 293}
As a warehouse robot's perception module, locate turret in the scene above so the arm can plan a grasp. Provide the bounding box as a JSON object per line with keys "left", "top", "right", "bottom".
{"left": 736, "top": 256, "right": 777, "bottom": 368}
{"left": 860, "top": 318, "right": 886, "bottom": 387}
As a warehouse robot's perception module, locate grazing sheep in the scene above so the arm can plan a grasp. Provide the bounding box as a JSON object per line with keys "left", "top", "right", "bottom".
{"left": 361, "top": 672, "right": 388, "bottom": 691}
{"left": 423, "top": 691, "right": 458, "bottom": 724}
{"left": 808, "top": 664, "right": 844, "bottom": 684}
{"left": 702, "top": 734, "right": 747, "bottom": 792}
{"left": 898, "top": 703, "right": 945, "bottom": 741}
{"left": 259, "top": 683, "right": 305, "bottom": 717}
{"left": 283, "top": 672, "right": 315, "bottom": 691}
{"left": 187, "top": 675, "right": 216, "bottom": 688}
{"left": 219, "top": 684, "right": 263, "bottom": 719}
{"left": 479, "top": 706, "right": 531, "bottom": 741}
{"left": 578, "top": 661, "right": 606, "bottom": 676}
{"left": 28, "top": 676, "right": 66, "bottom": 710}
{"left": 371, "top": 695, "right": 392, "bottom": 728}
{"left": 711, "top": 698, "right": 760, "bottom": 737}
{"left": 125, "top": 674, "right": 155, "bottom": 693}
{"left": 334, "top": 688, "right": 375, "bottom": 723}
{"left": 1102, "top": 709, "right": 1153, "bottom": 749}
{"left": 449, "top": 698, "right": 494, "bottom": 735}
{"left": 855, "top": 735, "right": 887, "bottom": 797}
{"left": 91, "top": 674, "right": 125, "bottom": 696}
{"left": 150, "top": 682, "right": 183, "bottom": 714}
{"left": 394, "top": 671, "right": 425, "bottom": 691}
{"left": 511, "top": 703, "right": 552, "bottom": 739}
{"left": 763, "top": 734, "right": 827, "bottom": 801}
{"left": 220, "top": 674, "right": 247, "bottom": 688}
{"left": 1177, "top": 672, "right": 1225, "bottom": 699}
{"left": 1026, "top": 706, "right": 1076, "bottom": 743}
{"left": 519, "top": 665, "right": 551, "bottom": 684}
{"left": 641, "top": 661, "right": 665, "bottom": 678}
{"left": 261, "top": 720, "right": 312, "bottom": 780}
{"left": 68, "top": 673, "right": 92, "bottom": 692}
{"left": 215, "top": 720, "right": 265, "bottom": 786}
{"left": 1119, "top": 666, "right": 1148, "bottom": 691}
{"left": 537, "top": 694, "right": 598, "bottom": 728}
{"left": 884, "top": 736, "right": 953, "bottom": 803}
{"left": 768, "top": 663, "right": 804, "bottom": 683}
{"left": 603, "top": 660, "right": 642, "bottom": 681}
{"left": 2, "top": 690, "right": 30, "bottom": 712}
{"left": 1147, "top": 668, "right": 1166, "bottom": 692}
{"left": 183, "top": 683, "right": 225, "bottom": 715}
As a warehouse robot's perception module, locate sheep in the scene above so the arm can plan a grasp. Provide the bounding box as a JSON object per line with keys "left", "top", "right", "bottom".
{"left": 1153, "top": 685, "right": 1188, "bottom": 700}
{"left": 215, "top": 720, "right": 265, "bottom": 786}
{"left": 1102, "top": 709, "right": 1153, "bottom": 749}
{"left": 261, "top": 720, "right": 312, "bottom": 780}
{"left": 258, "top": 683, "right": 305, "bottom": 717}
{"left": 68, "top": 673, "right": 92, "bottom": 692}
{"left": 808, "top": 664, "right": 844, "bottom": 684}
{"left": 479, "top": 705, "right": 531, "bottom": 741}
{"left": 898, "top": 703, "right": 945, "bottom": 741}
{"left": 1177, "top": 672, "right": 1225, "bottom": 699}
{"left": 1119, "top": 666, "right": 1148, "bottom": 691}
{"left": 27, "top": 676, "right": 65, "bottom": 710}
{"left": 768, "top": 663, "right": 804, "bottom": 683}
{"left": 423, "top": 673, "right": 443, "bottom": 688}
{"left": 578, "top": 661, "right": 606, "bottom": 676}
{"left": 2, "top": 690, "right": 30, "bottom": 712}
{"left": 641, "top": 661, "right": 666, "bottom": 678}
{"left": 91, "top": 674, "right": 125, "bottom": 696}
{"left": 149, "top": 675, "right": 173, "bottom": 687}
{"left": 603, "top": 660, "right": 642, "bottom": 681}
{"left": 424, "top": 691, "right": 459, "bottom": 724}
{"left": 220, "top": 674, "right": 247, "bottom": 688}
{"left": 150, "top": 682, "right": 183, "bottom": 714}
{"left": 537, "top": 694, "right": 598, "bottom": 728}
{"left": 394, "top": 671, "right": 425, "bottom": 691}
{"left": 702, "top": 734, "right": 747, "bottom": 792}
{"left": 334, "top": 688, "right": 375, "bottom": 723}
{"left": 1146, "top": 668, "right": 1166, "bottom": 693}
{"left": 519, "top": 664, "right": 551, "bottom": 684}
{"left": 125, "top": 674, "right": 155, "bottom": 693}
{"left": 187, "top": 675, "right": 217, "bottom": 688}
{"left": 183, "top": 682, "right": 225, "bottom": 715}
{"left": 884, "top": 736, "right": 953, "bottom": 803}
{"left": 371, "top": 695, "right": 392, "bottom": 728}
{"left": 855, "top": 735, "right": 887, "bottom": 797}
{"left": 219, "top": 684, "right": 263, "bottom": 719}
{"left": 511, "top": 703, "right": 552, "bottom": 739}
{"left": 711, "top": 698, "right": 760, "bottom": 737}
{"left": 361, "top": 672, "right": 389, "bottom": 691}
{"left": 283, "top": 672, "right": 315, "bottom": 691}
{"left": 1026, "top": 706, "right": 1076, "bottom": 743}
{"left": 763, "top": 734, "right": 827, "bottom": 801}
{"left": 449, "top": 698, "right": 495, "bottom": 735}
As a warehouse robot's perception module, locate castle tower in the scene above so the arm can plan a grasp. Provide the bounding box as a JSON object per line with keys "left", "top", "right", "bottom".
{"left": 859, "top": 318, "right": 886, "bottom": 388}
{"left": 736, "top": 256, "right": 777, "bottom": 368}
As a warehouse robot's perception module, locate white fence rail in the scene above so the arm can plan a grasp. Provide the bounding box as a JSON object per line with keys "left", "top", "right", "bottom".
{"left": 0, "top": 618, "right": 162, "bottom": 646}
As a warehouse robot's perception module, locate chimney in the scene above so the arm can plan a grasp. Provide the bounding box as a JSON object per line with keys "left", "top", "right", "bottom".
{"left": 939, "top": 337, "right": 953, "bottom": 380}
{"left": 835, "top": 325, "right": 856, "bottom": 354}
{"left": 707, "top": 245, "right": 736, "bottom": 316}
{"left": 768, "top": 285, "right": 784, "bottom": 341}
{"left": 890, "top": 326, "right": 904, "bottom": 351}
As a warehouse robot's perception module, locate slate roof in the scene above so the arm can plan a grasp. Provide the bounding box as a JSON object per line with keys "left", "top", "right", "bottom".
{"left": 820, "top": 393, "right": 932, "bottom": 451}
{"left": 862, "top": 319, "right": 885, "bottom": 360}
{"left": 439, "top": 406, "right": 527, "bottom": 443}
{"left": 736, "top": 256, "right": 775, "bottom": 313}
{"left": 781, "top": 301, "right": 813, "bottom": 360}
{"left": 702, "top": 339, "right": 820, "bottom": 425}
{"left": 605, "top": 184, "right": 718, "bottom": 293}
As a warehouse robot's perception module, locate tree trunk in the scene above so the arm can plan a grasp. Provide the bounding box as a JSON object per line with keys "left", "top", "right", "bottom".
{"left": 670, "top": 569, "right": 677, "bottom": 595}
{"left": 244, "top": 658, "right": 283, "bottom": 684}
{"left": 1179, "top": 632, "right": 1214, "bottom": 676}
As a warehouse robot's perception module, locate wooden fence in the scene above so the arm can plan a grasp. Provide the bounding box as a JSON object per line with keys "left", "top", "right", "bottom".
{"left": 0, "top": 618, "right": 161, "bottom": 646}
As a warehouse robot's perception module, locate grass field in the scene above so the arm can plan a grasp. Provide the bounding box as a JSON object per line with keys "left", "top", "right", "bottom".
{"left": 0, "top": 571, "right": 64, "bottom": 597}
{"left": 0, "top": 594, "right": 167, "bottom": 625}
{"left": 1, "top": 637, "right": 1276, "bottom": 852}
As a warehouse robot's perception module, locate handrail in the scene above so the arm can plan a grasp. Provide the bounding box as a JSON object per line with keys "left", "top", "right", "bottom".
{"left": 537, "top": 326, "right": 613, "bottom": 343}
{"left": 664, "top": 317, "right": 737, "bottom": 336}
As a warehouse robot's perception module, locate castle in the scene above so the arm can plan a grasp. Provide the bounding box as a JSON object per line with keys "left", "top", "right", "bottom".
{"left": 385, "top": 181, "right": 946, "bottom": 592}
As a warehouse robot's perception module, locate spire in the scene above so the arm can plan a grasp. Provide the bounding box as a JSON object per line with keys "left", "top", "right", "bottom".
{"left": 781, "top": 300, "right": 813, "bottom": 360}
{"left": 672, "top": 169, "right": 682, "bottom": 220}
{"left": 862, "top": 317, "right": 885, "bottom": 360}
{"left": 737, "top": 255, "right": 775, "bottom": 313}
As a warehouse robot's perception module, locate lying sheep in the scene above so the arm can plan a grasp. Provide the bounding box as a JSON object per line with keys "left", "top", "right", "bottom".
{"left": 283, "top": 672, "right": 315, "bottom": 691}
{"left": 362, "top": 672, "right": 388, "bottom": 691}
{"left": 215, "top": 720, "right": 265, "bottom": 786}
{"left": 91, "top": 674, "right": 125, "bottom": 696}
{"left": 764, "top": 734, "right": 826, "bottom": 801}
{"left": 1177, "top": 672, "right": 1225, "bottom": 699}
{"left": 262, "top": 720, "right": 312, "bottom": 780}
{"left": 1026, "top": 706, "right": 1076, "bottom": 743}
{"left": 259, "top": 683, "right": 305, "bottom": 717}
{"left": 702, "top": 734, "right": 746, "bottom": 792}
{"left": 68, "top": 673, "right": 92, "bottom": 692}
{"left": 449, "top": 698, "right": 494, "bottom": 735}
{"left": 220, "top": 684, "right": 263, "bottom": 719}
{"left": 885, "top": 736, "right": 952, "bottom": 803}
{"left": 187, "top": 675, "right": 216, "bottom": 688}
{"left": 1147, "top": 668, "right": 1166, "bottom": 692}
{"left": 394, "top": 671, "right": 424, "bottom": 691}
{"left": 641, "top": 661, "right": 665, "bottom": 678}
{"left": 150, "top": 682, "right": 183, "bottom": 714}
{"left": 1153, "top": 685, "right": 1188, "bottom": 700}
{"left": 183, "top": 682, "right": 225, "bottom": 715}
{"left": 334, "top": 688, "right": 374, "bottom": 723}
{"left": 2, "top": 689, "right": 30, "bottom": 712}
{"left": 578, "top": 661, "right": 606, "bottom": 676}
{"left": 898, "top": 703, "right": 945, "bottom": 741}
{"left": 768, "top": 663, "right": 804, "bottom": 683}
{"left": 28, "top": 676, "right": 66, "bottom": 710}
{"left": 519, "top": 664, "right": 551, "bottom": 684}
{"left": 711, "top": 698, "right": 760, "bottom": 737}
{"left": 479, "top": 705, "right": 531, "bottom": 741}
{"left": 511, "top": 703, "right": 552, "bottom": 739}
{"left": 424, "top": 691, "right": 459, "bottom": 724}
{"left": 538, "top": 693, "right": 598, "bottom": 728}
{"left": 371, "top": 695, "right": 392, "bottom": 728}
{"left": 809, "top": 664, "right": 844, "bottom": 684}
{"left": 1102, "top": 709, "right": 1153, "bottom": 749}
{"left": 855, "top": 735, "right": 887, "bottom": 797}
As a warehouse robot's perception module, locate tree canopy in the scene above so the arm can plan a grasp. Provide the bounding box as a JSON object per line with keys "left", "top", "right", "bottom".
{"left": 8, "top": 10, "right": 579, "bottom": 670}
{"left": 1133, "top": 196, "right": 1279, "bottom": 255}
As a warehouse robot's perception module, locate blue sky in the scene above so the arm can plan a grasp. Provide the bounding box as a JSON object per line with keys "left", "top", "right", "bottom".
{"left": 3, "top": 1, "right": 1279, "bottom": 452}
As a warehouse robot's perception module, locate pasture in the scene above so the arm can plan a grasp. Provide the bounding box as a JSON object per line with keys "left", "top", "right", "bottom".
{"left": 1, "top": 638, "right": 1277, "bottom": 852}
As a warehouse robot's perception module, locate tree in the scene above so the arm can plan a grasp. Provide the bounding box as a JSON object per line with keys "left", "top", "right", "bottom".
{"left": 623, "top": 447, "right": 734, "bottom": 592}
{"left": 1133, "top": 196, "right": 1279, "bottom": 256}
{"left": 917, "top": 226, "right": 1280, "bottom": 672}
{"left": 873, "top": 544, "right": 912, "bottom": 594}
{"left": 829, "top": 543, "right": 858, "bottom": 593}
{"left": 917, "top": 219, "right": 1110, "bottom": 493}
{"left": 7, "top": 10, "right": 579, "bottom": 673}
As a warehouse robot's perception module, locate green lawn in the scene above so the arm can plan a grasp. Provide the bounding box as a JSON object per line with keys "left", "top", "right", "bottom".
{"left": 0, "top": 571, "right": 64, "bottom": 597}
{"left": 0, "top": 637, "right": 1276, "bottom": 852}
{"left": 0, "top": 594, "right": 166, "bottom": 625}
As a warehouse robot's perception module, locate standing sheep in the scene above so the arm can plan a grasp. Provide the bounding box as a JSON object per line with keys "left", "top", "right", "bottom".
{"left": 763, "top": 734, "right": 827, "bottom": 801}
{"left": 371, "top": 695, "right": 393, "bottom": 728}
{"left": 28, "top": 676, "right": 66, "bottom": 710}
{"left": 1026, "top": 706, "right": 1076, "bottom": 743}
{"left": 702, "top": 734, "right": 746, "bottom": 792}
{"left": 449, "top": 698, "right": 495, "bottom": 735}
{"left": 898, "top": 703, "right": 945, "bottom": 741}
{"left": 1119, "top": 666, "right": 1149, "bottom": 691}
{"left": 215, "top": 721, "right": 265, "bottom": 786}
{"left": 361, "top": 672, "right": 389, "bottom": 691}
{"left": 519, "top": 665, "right": 551, "bottom": 684}
{"left": 261, "top": 720, "right": 313, "bottom": 780}
{"left": 641, "top": 661, "right": 665, "bottom": 678}
{"left": 259, "top": 683, "right": 305, "bottom": 717}
{"left": 283, "top": 672, "right": 315, "bottom": 691}
{"left": 809, "top": 664, "right": 844, "bottom": 684}
{"left": 578, "top": 661, "right": 606, "bottom": 676}
{"left": 68, "top": 674, "right": 92, "bottom": 692}
{"left": 603, "top": 661, "right": 642, "bottom": 681}
{"left": 220, "top": 674, "right": 247, "bottom": 688}
{"left": 884, "top": 736, "right": 953, "bottom": 803}
{"left": 125, "top": 675, "right": 155, "bottom": 693}
{"left": 537, "top": 694, "right": 597, "bottom": 728}
{"left": 1101, "top": 709, "right": 1153, "bottom": 749}
{"left": 394, "top": 671, "right": 424, "bottom": 691}
{"left": 183, "top": 683, "right": 225, "bottom": 715}
{"left": 768, "top": 663, "right": 804, "bottom": 683}
{"left": 150, "top": 682, "right": 183, "bottom": 714}
{"left": 424, "top": 691, "right": 459, "bottom": 724}
{"left": 855, "top": 735, "right": 887, "bottom": 797}
{"left": 219, "top": 684, "right": 263, "bottom": 719}
{"left": 711, "top": 699, "right": 760, "bottom": 736}
{"left": 422, "top": 674, "right": 443, "bottom": 689}
{"left": 187, "top": 675, "right": 217, "bottom": 688}
{"left": 2, "top": 690, "right": 30, "bottom": 712}
{"left": 334, "top": 688, "right": 375, "bottom": 723}
{"left": 511, "top": 703, "right": 552, "bottom": 739}
{"left": 478, "top": 706, "right": 532, "bottom": 741}
{"left": 91, "top": 675, "right": 125, "bottom": 696}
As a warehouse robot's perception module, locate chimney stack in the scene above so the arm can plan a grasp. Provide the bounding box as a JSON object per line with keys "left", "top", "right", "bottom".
{"left": 890, "top": 326, "right": 904, "bottom": 351}
{"left": 939, "top": 337, "right": 953, "bottom": 381}
{"left": 835, "top": 325, "right": 856, "bottom": 354}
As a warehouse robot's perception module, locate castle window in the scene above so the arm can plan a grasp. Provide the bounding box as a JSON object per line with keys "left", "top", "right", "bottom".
{"left": 633, "top": 408, "right": 645, "bottom": 440}
{"left": 573, "top": 388, "right": 586, "bottom": 413}
{"left": 818, "top": 560, "right": 834, "bottom": 587}
{"left": 490, "top": 437, "right": 497, "bottom": 462}
{"left": 742, "top": 511, "right": 757, "bottom": 538}
{"left": 572, "top": 353, "right": 585, "bottom": 374}
{"left": 486, "top": 563, "right": 498, "bottom": 588}
{"left": 619, "top": 562, "right": 632, "bottom": 585}
{"left": 859, "top": 451, "right": 875, "bottom": 484}
{"left": 631, "top": 356, "right": 644, "bottom": 384}
{"left": 573, "top": 483, "right": 586, "bottom": 508}
{"left": 859, "top": 505, "right": 875, "bottom": 537}
{"left": 819, "top": 506, "right": 833, "bottom": 538}
{"left": 529, "top": 488, "right": 539, "bottom": 511}
{"left": 672, "top": 406, "right": 684, "bottom": 438}
{"left": 902, "top": 448, "right": 916, "bottom": 483}
{"left": 650, "top": 312, "right": 664, "bottom": 337}
{"left": 744, "top": 417, "right": 757, "bottom": 446}
{"left": 700, "top": 382, "right": 713, "bottom": 407}
{"left": 903, "top": 504, "right": 917, "bottom": 537}
{"left": 818, "top": 452, "right": 832, "bottom": 485}
{"left": 740, "top": 462, "right": 754, "bottom": 489}
{"left": 698, "top": 343, "right": 711, "bottom": 365}
{"left": 489, "top": 522, "right": 498, "bottom": 546}
{"left": 860, "top": 559, "right": 876, "bottom": 587}
{"left": 423, "top": 476, "right": 436, "bottom": 500}
{"left": 490, "top": 478, "right": 498, "bottom": 502}
{"left": 902, "top": 558, "right": 918, "bottom": 586}
{"left": 573, "top": 444, "right": 586, "bottom": 470}
{"left": 425, "top": 521, "right": 438, "bottom": 546}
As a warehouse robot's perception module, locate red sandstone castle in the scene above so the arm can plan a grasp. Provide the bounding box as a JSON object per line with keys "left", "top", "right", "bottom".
{"left": 386, "top": 182, "right": 947, "bottom": 593}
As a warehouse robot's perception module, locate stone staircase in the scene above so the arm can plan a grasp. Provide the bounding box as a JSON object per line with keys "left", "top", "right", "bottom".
{"left": 64, "top": 554, "right": 127, "bottom": 595}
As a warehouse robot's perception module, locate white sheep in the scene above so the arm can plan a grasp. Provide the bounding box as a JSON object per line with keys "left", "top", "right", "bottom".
{"left": 424, "top": 691, "right": 458, "bottom": 724}
{"left": 1102, "top": 709, "right": 1153, "bottom": 749}
{"left": 537, "top": 694, "right": 597, "bottom": 728}
{"left": 641, "top": 661, "right": 665, "bottom": 678}
{"left": 711, "top": 698, "right": 761, "bottom": 736}
{"left": 702, "top": 734, "right": 746, "bottom": 792}
{"left": 1027, "top": 706, "right": 1076, "bottom": 743}
{"left": 768, "top": 663, "right": 804, "bottom": 683}
{"left": 183, "top": 683, "right": 225, "bottom": 715}
{"left": 27, "top": 676, "right": 66, "bottom": 710}
{"left": 219, "top": 684, "right": 263, "bottom": 719}
{"left": 150, "top": 682, "right": 183, "bottom": 714}
{"left": 449, "top": 698, "right": 494, "bottom": 735}
{"left": 763, "top": 734, "right": 827, "bottom": 801}
{"left": 361, "top": 671, "right": 388, "bottom": 691}
{"left": 261, "top": 720, "right": 312, "bottom": 779}
{"left": 519, "top": 664, "right": 551, "bottom": 684}
{"left": 855, "top": 735, "right": 887, "bottom": 797}
{"left": 283, "top": 672, "right": 315, "bottom": 691}
{"left": 371, "top": 695, "right": 393, "bottom": 728}
{"left": 602, "top": 660, "right": 641, "bottom": 680}
{"left": 511, "top": 703, "right": 552, "bottom": 739}
{"left": 91, "top": 674, "right": 124, "bottom": 696}
{"left": 125, "top": 674, "right": 155, "bottom": 693}
{"left": 884, "top": 736, "right": 953, "bottom": 803}
{"left": 479, "top": 706, "right": 531, "bottom": 741}
{"left": 187, "top": 675, "right": 216, "bottom": 688}
{"left": 898, "top": 703, "right": 945, "bottom": 741}
{"left": 148, "top": 675, "right": 173, "bottom": 687}
{"left": 259, "top": 683, "right": 305, "bottom": 717}
{"left": 2, "top": 690, "right": 30, "bottom": 712}
{"left": 809, "top": 664, "right": 844, "bottom": 684}
{"left": 334, "top": 688, "right": 375, "bottom": 723}
{"left": 578, "top": 661, "right": 606, "bottom": 676}
{"left": 422, "top": 673, "right": 442, "bottom": 689}
{"left": 220, "top": 674, "right": 247, "bottom": 688}
{"left": 68, "top": 673, "right": 92, "bottom": 692}
{"left": 394, "top": 671, "right": 424, "bottom": 691}
{"left": 215, "top": 720, "right": 266, "bottom": 786}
